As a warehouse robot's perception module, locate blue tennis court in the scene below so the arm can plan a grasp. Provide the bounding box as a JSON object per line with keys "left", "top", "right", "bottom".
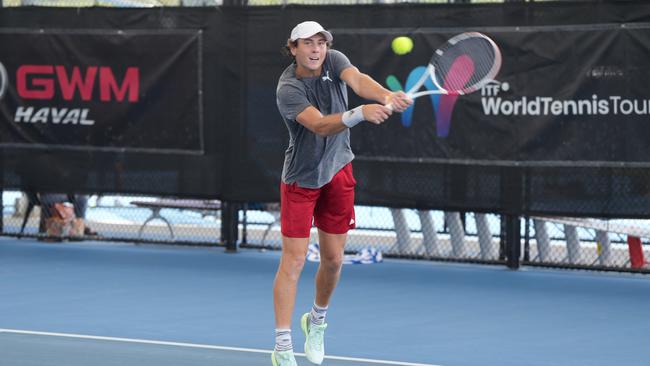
{"left": 1, "top": 237, "right": 649, "bottom": 366}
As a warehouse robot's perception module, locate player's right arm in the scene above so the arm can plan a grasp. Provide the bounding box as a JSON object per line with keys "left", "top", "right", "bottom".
{"left": 278, "top": 78, "right": 390, "bottom": 137}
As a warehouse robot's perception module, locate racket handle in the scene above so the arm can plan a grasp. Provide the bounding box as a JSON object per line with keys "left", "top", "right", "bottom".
{"left": 385, "top": 103, "right": 394, "bottom": 111}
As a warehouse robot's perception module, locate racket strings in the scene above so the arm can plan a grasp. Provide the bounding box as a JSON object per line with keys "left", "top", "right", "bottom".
{"left": 440, "top": 42, "right": 492, "bottom": 88}
{"left": 434, "top": 36, "right": 499, "bottom": 93}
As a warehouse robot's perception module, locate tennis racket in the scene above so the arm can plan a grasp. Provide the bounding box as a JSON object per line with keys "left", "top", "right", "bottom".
{"left": 387, "top": 32, "right": 501, "bottom": 109}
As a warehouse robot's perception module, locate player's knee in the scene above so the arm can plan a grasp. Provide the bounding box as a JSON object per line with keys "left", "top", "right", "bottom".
{"left": 281, "top": 253, "right": 307, "bottom": 279}
{"left": 320, "top": 252, "right": 343, "bottom": 271}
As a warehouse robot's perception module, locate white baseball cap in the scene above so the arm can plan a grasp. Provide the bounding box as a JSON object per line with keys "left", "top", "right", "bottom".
{"left": 290, "top": 21, "right": 333, "bottom": 42}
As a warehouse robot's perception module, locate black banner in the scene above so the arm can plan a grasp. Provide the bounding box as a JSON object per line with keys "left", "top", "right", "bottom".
{"left": 0, "top": 9, "right": 223, "bottom": 197}
{"left": 237, "top": 2, "right": 650, "bottom": 217}
{"left": 336, "top": 25, "right": 650, "bottom": 165}
{"left": 0, "top": 29, "right": 202, "bottom": 154}
{"left": 5, "top": 3, "right": 650, "bottom": 217}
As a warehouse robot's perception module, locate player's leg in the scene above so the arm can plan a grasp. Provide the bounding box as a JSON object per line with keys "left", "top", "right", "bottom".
{"left": 272, "top": 182, "right": 320, "bottom": 366}
{"left": 273, "top": 236, "right": 308, "bottom": 366}
{"left": 314, "top": 230, "right": 346, "bottom": 309}
{"left": 274, "top": 235, "right": 311, "bottom": 327}
{"left": 302, "top": 163, "right": 356, "bottom": 365}
{"left": 314, "top": 163, "right": 356, "bottom": 305}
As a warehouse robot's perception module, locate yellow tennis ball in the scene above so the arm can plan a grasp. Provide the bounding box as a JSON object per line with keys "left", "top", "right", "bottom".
{"left": 391, "top": 36, "right": 413, "bottom": 55}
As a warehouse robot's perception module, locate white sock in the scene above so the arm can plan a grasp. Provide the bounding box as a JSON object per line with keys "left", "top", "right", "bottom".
{"left": 274, "top": 328, "right": 292, "bottom": 352}
{"left": 310, "top": 302, "right": 328, "bottom": 327}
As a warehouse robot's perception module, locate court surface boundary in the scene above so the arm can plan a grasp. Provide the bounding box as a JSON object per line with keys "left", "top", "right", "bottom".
{"left": 0, "top": 328, "right": 442, "bottom": 366}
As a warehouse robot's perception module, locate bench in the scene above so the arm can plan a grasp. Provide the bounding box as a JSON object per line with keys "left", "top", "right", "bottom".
{"left": 532, "top": 216, "right": 649, "bottom": 268}
{"left": 241, "top": 202, "right": 280, "bottom": 246}
{"left": 130, "top": 199, "right": 221, "bottom": 239}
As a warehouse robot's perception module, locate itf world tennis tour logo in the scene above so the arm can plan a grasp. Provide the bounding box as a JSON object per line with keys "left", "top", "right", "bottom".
{"left": 386, "top": 68, "right": 508, "bottom": 138}
{"left": 385, "top": 33, "right": 503, "bottom": 138}
{"left": 387, "top": 36, "right": 650, "bottom": 137}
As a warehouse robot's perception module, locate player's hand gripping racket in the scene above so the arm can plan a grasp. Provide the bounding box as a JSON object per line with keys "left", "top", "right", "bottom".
{"left": 387, "top": 32, "right": 502, "bottom": 110}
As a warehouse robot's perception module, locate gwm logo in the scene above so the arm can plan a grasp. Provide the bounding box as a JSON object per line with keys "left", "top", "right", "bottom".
{"left": 1, "top": 63, "right": 140, "bottom": 126}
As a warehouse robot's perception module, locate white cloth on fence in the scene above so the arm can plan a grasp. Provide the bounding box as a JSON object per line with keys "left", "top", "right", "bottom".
{"left": 306, "top": 243, "right": 383, "bottom": 265}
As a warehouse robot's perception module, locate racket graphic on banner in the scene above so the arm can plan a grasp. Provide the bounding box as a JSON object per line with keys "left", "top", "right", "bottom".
{"left": 387, "top": 32, "right": 501, "bottom": 109}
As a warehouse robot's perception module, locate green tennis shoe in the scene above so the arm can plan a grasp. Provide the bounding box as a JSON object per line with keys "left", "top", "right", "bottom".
{"left": 271, "top": 350, "right": 297, "bottom": 366}
{"left": 301, "top": 312, "right": 327, "bottom": 365}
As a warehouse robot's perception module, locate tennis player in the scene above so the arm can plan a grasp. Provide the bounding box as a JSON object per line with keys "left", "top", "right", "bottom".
{"left": 272, "top": 21, "right": 411, "bottom": 366}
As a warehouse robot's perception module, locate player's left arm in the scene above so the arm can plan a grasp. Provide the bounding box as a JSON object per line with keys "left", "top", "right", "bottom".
{"left": 340, "top": 66, "right": 411, "bottom": 112}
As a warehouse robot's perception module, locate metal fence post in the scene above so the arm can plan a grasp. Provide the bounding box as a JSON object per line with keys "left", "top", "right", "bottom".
{"left": 221, "top": 201, "right": 239, "bottom": 252}
{"left": 504, "top": 214, "right": 521, "bottom": 269}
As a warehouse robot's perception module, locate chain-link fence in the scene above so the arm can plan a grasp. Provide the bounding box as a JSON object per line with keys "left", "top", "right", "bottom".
{"left": 242, "top": 206, "right": 650, "bottom": 272}
{"left": 241, "top": 206, "right": 504, "bottom": 261}
{"left": 3, "top": 191, "right": 222, "bottom": 245}
{"left": 522, "top": 217, "right": 650, "bottom": 270}
{"left": 7, "top": 190, "right": 646, "bottom": 272}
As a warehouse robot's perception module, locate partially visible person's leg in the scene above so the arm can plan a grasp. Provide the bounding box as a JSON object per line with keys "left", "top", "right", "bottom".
{"left": 38, "top": 194, "right": 67, "bottom": 233}
{"left": 71, "top": 195, "right": 97, "bottom": 236}
{"left": 72, "top": 195, "right": 88, "bottom": 218}
{"left": 39, "top": 194, "right": 67, "bottom": 212}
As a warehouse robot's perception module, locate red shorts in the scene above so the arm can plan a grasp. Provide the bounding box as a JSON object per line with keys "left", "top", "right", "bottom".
{"left": 280, "top": 163, "right": 356, "bottom": 238}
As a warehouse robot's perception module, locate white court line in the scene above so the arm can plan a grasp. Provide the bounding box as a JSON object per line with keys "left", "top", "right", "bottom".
{"left": 0, "top": 328, "right": 442, "bottom": 366}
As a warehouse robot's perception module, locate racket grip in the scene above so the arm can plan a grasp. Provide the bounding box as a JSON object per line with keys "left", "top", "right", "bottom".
{"left": 385, "top": 91, "right": 413, "bottom": 111}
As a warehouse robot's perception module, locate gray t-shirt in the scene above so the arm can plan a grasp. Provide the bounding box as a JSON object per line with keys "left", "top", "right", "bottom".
{"left": 276, "top": 49, "right": 355, "bottom": 189}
